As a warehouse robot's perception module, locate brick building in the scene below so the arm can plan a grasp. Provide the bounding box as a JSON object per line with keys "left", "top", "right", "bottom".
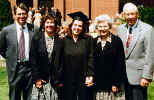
{"left": 9, "top": 0, "right": 118, "bottom": 21}
{"left": 9, "top": 0, "right": 154, "bottom": 21}
{"left": 54, "top": 0, "right": 119, "bottom": 21}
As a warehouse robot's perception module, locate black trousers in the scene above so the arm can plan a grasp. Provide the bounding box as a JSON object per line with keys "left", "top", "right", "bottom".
{"left": 9, "top": 62, "right": 32, "bottom": 100}
{"left": 125, "top": 82, "right": 147, "bottom": 100}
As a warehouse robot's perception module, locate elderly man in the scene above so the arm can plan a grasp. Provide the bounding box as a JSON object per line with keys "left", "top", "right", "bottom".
{"left": 0, "top": 3, "right": 36, "bottom": 100}
{"left": 117, "top": 3, "right": 154, "bottom": 100}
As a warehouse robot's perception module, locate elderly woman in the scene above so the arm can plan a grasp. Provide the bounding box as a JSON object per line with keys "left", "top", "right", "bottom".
{"left": 93, "top": 14, "right": 127, "bottom": 100}
{"left": 57, "top": 11, "right": 95, "bottom": 100}
{"left": 30, "top": 14, "right": 61, "bottom": 100}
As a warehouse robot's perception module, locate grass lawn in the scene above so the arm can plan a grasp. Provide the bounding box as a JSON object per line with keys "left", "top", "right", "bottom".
{"left": 148, "top": 80, "right": 154, "bottom": 100}
{"left": 0, "top": 67, "right": 154, "bottom": 100}
{"left": 0, "top": 67, "right": 9, "bottom": 100}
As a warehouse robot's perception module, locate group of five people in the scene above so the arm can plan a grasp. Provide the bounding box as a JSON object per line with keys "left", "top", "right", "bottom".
{"left": 0, "top": 2, "right": 154, "bottom": 100}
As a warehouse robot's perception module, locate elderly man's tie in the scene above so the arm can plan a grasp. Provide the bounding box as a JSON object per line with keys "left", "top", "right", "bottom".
{"left": 126, "top": 28, "right": 132, "bottom": 54}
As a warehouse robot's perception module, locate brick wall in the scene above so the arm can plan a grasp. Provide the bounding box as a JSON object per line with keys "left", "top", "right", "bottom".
{"left": 91, "top": 0, "right": 119, "bottom": 21}
{"left": 55, "top": 0, "right": 119, "bottom": 22}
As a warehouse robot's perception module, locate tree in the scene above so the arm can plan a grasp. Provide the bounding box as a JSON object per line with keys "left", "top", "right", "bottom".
{"left": 119, "top": 0, "right": 144, "bottom": 13}
{"left": 0, "top": 0, "right": 13, "bottom": 31}
{"left": 138, "top": 6, "right": 154, "bottom": 26}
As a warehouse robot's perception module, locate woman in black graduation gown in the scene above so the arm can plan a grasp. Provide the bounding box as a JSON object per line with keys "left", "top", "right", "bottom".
{"left": 57, "top": 11, "right": 95, "bottom": 100}
{"left": 93, "top": 14, "right": 127, "bottom": 100}
{"left": 30, "top": 14, "right": 61, "bottom": 100}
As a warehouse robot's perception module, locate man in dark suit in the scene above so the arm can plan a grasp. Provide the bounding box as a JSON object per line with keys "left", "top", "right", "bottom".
{"left": 118, "top": 3, "right": 154, "bottom": 100}
{"left": 0, "top": 3, "right": 35, "bottom": 100}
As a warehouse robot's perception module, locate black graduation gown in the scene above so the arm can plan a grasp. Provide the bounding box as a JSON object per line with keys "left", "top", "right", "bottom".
{"left": 59, "top": 34, "right": 94, "bottom": 100}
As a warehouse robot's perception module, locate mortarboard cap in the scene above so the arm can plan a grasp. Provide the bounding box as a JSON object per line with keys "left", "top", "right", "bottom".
{"left": 67, "top": 11, "right": 89, "bottom": 22}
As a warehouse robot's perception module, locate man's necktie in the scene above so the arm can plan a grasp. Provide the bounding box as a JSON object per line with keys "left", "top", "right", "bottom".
{"left": 18, "top": 27, "right": 25, "bottom": 61}
{"left": 126, "top": 28, "right": 132, "bottom": 54}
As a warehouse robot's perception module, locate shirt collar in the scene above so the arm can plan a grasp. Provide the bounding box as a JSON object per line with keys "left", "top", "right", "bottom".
{"left": 127, "top": 19, "right": 138, "bottom": 30}
{"left": 16, "top": 21, "right": 27, "bottom": 30}
{"left": 45, "top": 32, "right": 54, "bottom": 39}
{"left": 97, "top": 33, "right": 112, "bottom": 44}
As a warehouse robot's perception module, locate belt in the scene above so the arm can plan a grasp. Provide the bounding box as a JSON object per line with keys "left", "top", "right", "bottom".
{"left": 17, "top": 61, "right": 29, "bottom": 65}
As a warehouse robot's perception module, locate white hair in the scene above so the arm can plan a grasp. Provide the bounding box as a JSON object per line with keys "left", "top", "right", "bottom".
{"left": 94, "top": 14, "right": 112, "bottom": 29}
{"left": 123, "top": 3, "right": 138, "bottom": 13}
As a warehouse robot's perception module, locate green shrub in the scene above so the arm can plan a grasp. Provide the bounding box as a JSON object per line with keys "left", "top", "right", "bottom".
{"left": 138, "top": 6, "right": 154, "bottom": 26}
{"left": 0, "top": 0, "right": 14, "bottom": 31}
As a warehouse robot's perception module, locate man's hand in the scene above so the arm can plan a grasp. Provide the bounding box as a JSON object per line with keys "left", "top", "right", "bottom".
{"left": 140, "top": 78, "right": 150, "bottom": 87}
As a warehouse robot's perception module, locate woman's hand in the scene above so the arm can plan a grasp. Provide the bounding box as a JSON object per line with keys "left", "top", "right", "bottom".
{"left": 85, "top": 76, "right": 94, "bottom": 87}
{"left": 112, "top": 85, "right": 118, "bottom": 93}
{"left": 36, "top": 79, "right": 46, "bottom": 89}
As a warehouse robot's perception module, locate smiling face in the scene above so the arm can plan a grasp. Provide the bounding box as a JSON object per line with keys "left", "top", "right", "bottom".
{"left": 123, "top": 10, "right": 138, "bottom": 27}
{"left": 45, "top": 19, "right": 55, "bottom": 34}
{"left": 123, "top": 3, "right": 139, "bottom": 27}
{"left": 15, "top": 7, "right": 28, "bottom": 26}
{"left": 97, "top": 21, "right": 110, "bottom": 37}
{"left": 71, "top": 20, "right": 83, "bottom": 36}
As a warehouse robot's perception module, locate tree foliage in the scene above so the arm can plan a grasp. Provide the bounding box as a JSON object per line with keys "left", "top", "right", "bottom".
{"left": 138, "top": 6, "right": 154, "bottom": 26}
{"left": 0, "top": 0, "right": 14, "bottom": 31}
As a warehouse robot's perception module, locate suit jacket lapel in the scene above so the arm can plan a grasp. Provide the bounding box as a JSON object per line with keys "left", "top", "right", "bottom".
{"left": 95, "top": 37, "right": 111, "bottom": 55}
{"left": 121, "top": 25, "right": 129, "bottom": 57}
{"left": 27, "top": 24, "right": 34, "bottom": 49}
{"left": 126, "top": 21, "right": 142, "bottom": 58}
{"left": 49, "top": 36, "right": 57, "bottom": 62}
{"left": 42, "top": 33, "right": 48, "bottom": 57}
{"left": 11, "top": 23, "right": 18, "bottom": 51}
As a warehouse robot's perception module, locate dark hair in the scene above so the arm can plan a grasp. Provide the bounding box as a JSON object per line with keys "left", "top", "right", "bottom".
{"left": 14, "top": 3, "right": 28, "bottom": 15}
{"left": 40, "top": 14, "right": 57, "bottom": 32}
{"left": 67, "top": 19, "right": 89, "bottom": 37}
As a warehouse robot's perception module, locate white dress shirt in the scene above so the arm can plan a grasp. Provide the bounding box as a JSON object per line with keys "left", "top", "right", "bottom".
{"left": 16, "top": 22, "right": 30, "bottom": 61}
